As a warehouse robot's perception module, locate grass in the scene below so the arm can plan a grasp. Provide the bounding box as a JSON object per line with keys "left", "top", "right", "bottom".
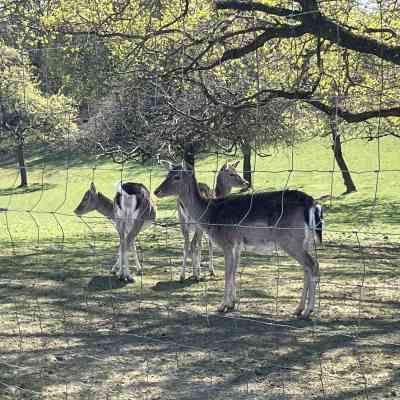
{"left": 0, "top": 137, "right": 399, "bottom": 399}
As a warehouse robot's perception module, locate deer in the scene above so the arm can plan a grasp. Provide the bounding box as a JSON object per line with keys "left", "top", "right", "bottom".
{"left": 74, "top": 182, "right": 156, "bottom": 282}
{"left": 154, "top": 161, "right": 323, "bottom": 319}
{"left": 176, "top": 160, "right": 249, "bottom": 282}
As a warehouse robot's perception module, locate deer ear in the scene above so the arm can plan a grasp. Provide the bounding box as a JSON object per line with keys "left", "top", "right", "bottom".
{"left": 90, "top": 182, "right": 97, "bottom": 193}
{"left": 220, "top": 161, "right": 228, "bottom": 171}
{"left": 231, "top": 160, "right": 240, "bottom": 169}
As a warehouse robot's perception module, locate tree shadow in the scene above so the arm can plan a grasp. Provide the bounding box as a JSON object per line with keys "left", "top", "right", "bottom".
{"left": 151, "top": 277, "right": 209, "bottom": 292}
{"left": 0, "top": 232, "right": 399, "bottom": 400}
{"left": 323, "top": 198, "right": 400, "bottom": 226}
{"left": 87, "top": 275, "right": 130, "bottom": 291}
{"left": 0, "top": 182, "right": 57, "bottom": 196}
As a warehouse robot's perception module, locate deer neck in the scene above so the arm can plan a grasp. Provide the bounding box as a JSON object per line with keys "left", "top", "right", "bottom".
{"left": 96, "top": 192, "right": 114, "bottom": 219}
{"left": 178, "top": 175, "right": 209, "bottom": 223}
{"left": 215, "top": 173, "right": 230, "bottom": 198}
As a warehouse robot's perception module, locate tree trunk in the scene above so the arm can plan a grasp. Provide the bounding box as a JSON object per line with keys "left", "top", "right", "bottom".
{"left": 241, "top": 141, "right": 252, "bottom": 188}
{"left": 16, "top": 142, "right": 28, "bottom": 187}
{"left": 330, "top": 118, "right": 356, "bottom": 194}
{"left": 183, "top": 142, "right": 196, "bottom": 168}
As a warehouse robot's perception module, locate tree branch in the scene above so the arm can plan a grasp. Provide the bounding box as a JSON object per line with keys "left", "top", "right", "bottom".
{"left": 306, "top": 100, "right": 400, "bottom": 122}
{"left": 214, "top": 0, "right": 400, "bottom": 65}
{"left": 198, "top": 24, "right": 308, "bottom": 70}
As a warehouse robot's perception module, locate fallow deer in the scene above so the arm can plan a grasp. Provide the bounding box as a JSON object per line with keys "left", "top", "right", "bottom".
{"left": 74, "top": 182, "right": 156, "bottom": 282}
{"left": 177, "top": 161, "right": 249, "bottom": 281}
{"left": 154, "top": 162, "right": 323, "bottom": 319}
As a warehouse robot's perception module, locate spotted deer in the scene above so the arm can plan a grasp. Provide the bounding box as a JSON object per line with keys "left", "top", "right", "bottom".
{"left": 74, "top": 182, "right": 156, "bottom": 282}
{"left": 154, "top": 162, "right": 323, "bottom": 319}
{"left": 177, "top": 161, "right": 249, "bottom": 281}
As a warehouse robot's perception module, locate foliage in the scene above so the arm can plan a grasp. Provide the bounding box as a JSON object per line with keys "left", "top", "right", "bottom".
{"left": 0, "top": 44, "right": 78, "bottom": 148}
{"left": 79, "top": 69, "right": 296, "bottom": 162}
{"left": 1, "top": 0, "right": 399, "bottom": 163}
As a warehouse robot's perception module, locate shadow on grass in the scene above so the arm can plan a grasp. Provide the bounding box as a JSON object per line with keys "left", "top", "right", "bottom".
{"left": 0, "top": 182, "right": 57, "bottom": 196}
{"left": 0, "top": 143, "right": 163, "bottom": 174}
{"left": 0, "top": 232, "right": 399, "bottom": 400}
{"left": 324, "top": 197, "right": 400, "bottom": 227}
{"left": 87, "top": 275, "right": 130, "bottom": 291}
{"left": 152, "top": 277, "right": 208, "bottom": 292}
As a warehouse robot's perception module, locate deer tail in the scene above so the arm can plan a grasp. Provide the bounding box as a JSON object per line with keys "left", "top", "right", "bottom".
{"left": 304, "top": 203, "right": 324, "bottom": 245}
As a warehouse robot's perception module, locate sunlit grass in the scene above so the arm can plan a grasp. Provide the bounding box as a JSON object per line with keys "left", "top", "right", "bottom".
{"left": 0, "top": 136, "right": 399, "bottom": 399}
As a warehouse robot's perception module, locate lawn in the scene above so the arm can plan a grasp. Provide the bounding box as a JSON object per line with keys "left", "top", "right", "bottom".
{"left": 0, "top": 137, "right": 399, "bottom": 399}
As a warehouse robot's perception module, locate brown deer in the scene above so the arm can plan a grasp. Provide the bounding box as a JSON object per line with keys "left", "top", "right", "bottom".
{"left": 74, "top": 182, "right": 156, "bottom": 282}
{"left": 154, "top": 162, "right": 323, "bottom": 319}
{"left": 177, "top": 161, "right": 249, "bottom": 281}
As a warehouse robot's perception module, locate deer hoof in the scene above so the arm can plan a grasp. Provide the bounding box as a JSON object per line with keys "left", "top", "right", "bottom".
{"left": 294, "top": 307, "right": 304, "bottom": 317}
{"left": 217, "top": 302, "right": 235, "bottom": 313}
{"left": 209, "top": 270, "right": 216, "bottom": 278}
{"left": 297, "top": 311, "right": 312, "bottom": 320}
{"left": 118, "top": 274, "right": 135, "bottom": 283}
{"left": 111, "top": 265, "right": 119, "bottom": 274}
{"left": 188, "top": 275, "right": 200, "bottom": 283}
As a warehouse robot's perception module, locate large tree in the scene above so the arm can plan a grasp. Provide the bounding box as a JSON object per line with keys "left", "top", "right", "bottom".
{"left": 7, "top": 0, "right": 399, "bottom": 192}
{"left": 32, "top": 0, "right": 399, "bottom": 119}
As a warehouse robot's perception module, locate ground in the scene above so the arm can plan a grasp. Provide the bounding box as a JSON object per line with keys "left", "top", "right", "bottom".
{"left": 0, "top": 137, "right": 399, "bottom": 399}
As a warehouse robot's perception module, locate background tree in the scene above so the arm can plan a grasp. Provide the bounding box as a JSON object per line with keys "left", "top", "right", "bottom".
{"left": 0, "top": 45, "right": 78, "bottom": 187}
{"left": 5, "top": 0, "right": 399, "bottom": 193}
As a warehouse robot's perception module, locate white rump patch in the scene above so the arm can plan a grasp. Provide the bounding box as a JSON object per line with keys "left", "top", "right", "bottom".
{"left": 303, "top": 206, "right": 322, "bottom": 249}
{"left": 115, "top": 183, "right": 141, "bottom": 233}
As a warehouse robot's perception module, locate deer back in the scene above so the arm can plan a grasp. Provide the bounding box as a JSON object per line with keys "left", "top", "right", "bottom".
{"left": 114, "top": 182, "right": 156, "bottom": 225}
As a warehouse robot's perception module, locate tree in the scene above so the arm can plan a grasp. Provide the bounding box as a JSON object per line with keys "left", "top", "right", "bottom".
{"left": 0, "top": 45, "right": 78, "bottom": 187}
{"left": 35, "top": 0, "right": 399, "bottom": 120}
{"left": 13, "top": 0, "right": 399, "bottom": 192}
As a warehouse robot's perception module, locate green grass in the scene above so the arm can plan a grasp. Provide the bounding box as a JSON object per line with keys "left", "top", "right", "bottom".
{"left": 0, "top": 137, "right": 399, "bottom": 399}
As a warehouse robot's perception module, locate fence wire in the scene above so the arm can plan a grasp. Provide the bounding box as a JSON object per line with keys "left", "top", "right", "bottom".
{"left": 1, "top": 14, "right": 400, "bottom": 399}
{"left": 1, "top": 160, "right": 399, "bottom": 400}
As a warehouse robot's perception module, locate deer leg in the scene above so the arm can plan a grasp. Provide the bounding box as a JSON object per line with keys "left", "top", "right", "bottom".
{"left": 208, "top": 239, "right": 215, "bottom": 278}
{"left": 218, "top": 244, "right": 240, "bottom": 313}
{"left": 117, "top": 230, "right": 134, "bottom": 283}
{"left": 111, "top": 243, "right": 121, "bottom": 274}
{"left": 131, "top": 240, "right": 143, "bottom": 275}
{"left": 112, "top": 225, "right": 124, "bottom": 275}
{"left": 294, "top": 269, "right": 309, "bottom": 316}
{"left": 126, "top": 221, "right": 144, "bottom": 276}
{"left": 190, "top": 229, "right": 202, "bottom": 281}
{"left": 180, "top": 222, "right": 190, "bottom": 282}
{"left": 303, "top": 258, "right": 319, "bottom": 319}
{"left": 282, "top": 243, "right": 318, "bottom": 319}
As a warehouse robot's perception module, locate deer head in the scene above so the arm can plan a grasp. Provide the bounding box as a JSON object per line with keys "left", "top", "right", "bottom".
{"left": 154, "top": 161, "right": 194, "bottom": 198}
{"left": 74, "top": 183, "right": 99, "bottom": 216}
{"left": 216, "top": 160, "right": 249, "bottom": 197}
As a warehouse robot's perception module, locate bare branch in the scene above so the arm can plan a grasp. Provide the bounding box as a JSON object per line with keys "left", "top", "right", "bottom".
{"left": 214, "top": 0, "right": 400, "bottom": 65}
{"left": 197, "top": 24, "right": 308, "bottom": 70}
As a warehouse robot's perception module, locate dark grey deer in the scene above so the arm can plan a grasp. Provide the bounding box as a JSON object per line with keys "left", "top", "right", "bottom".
{"left": 74, "top": 182, "right": 156, "bottom": 282}
{"left": 177, "top": 160, "right": 249, "bottom": 281}
{"left": 154, "top": 162, "right": 323, "bottom": 319}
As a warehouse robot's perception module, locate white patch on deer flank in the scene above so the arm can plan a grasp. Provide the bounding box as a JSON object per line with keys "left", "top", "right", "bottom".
{"left": 115, "top": 190, "right": 140, "bottom": 234}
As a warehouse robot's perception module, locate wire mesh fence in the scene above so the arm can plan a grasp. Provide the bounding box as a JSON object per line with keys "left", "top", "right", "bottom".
{"left": 1, "top": 158, "right": 399, "bottom": 399}
{"left": 1, "top": 8, "right": 400, "bottom": 396}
